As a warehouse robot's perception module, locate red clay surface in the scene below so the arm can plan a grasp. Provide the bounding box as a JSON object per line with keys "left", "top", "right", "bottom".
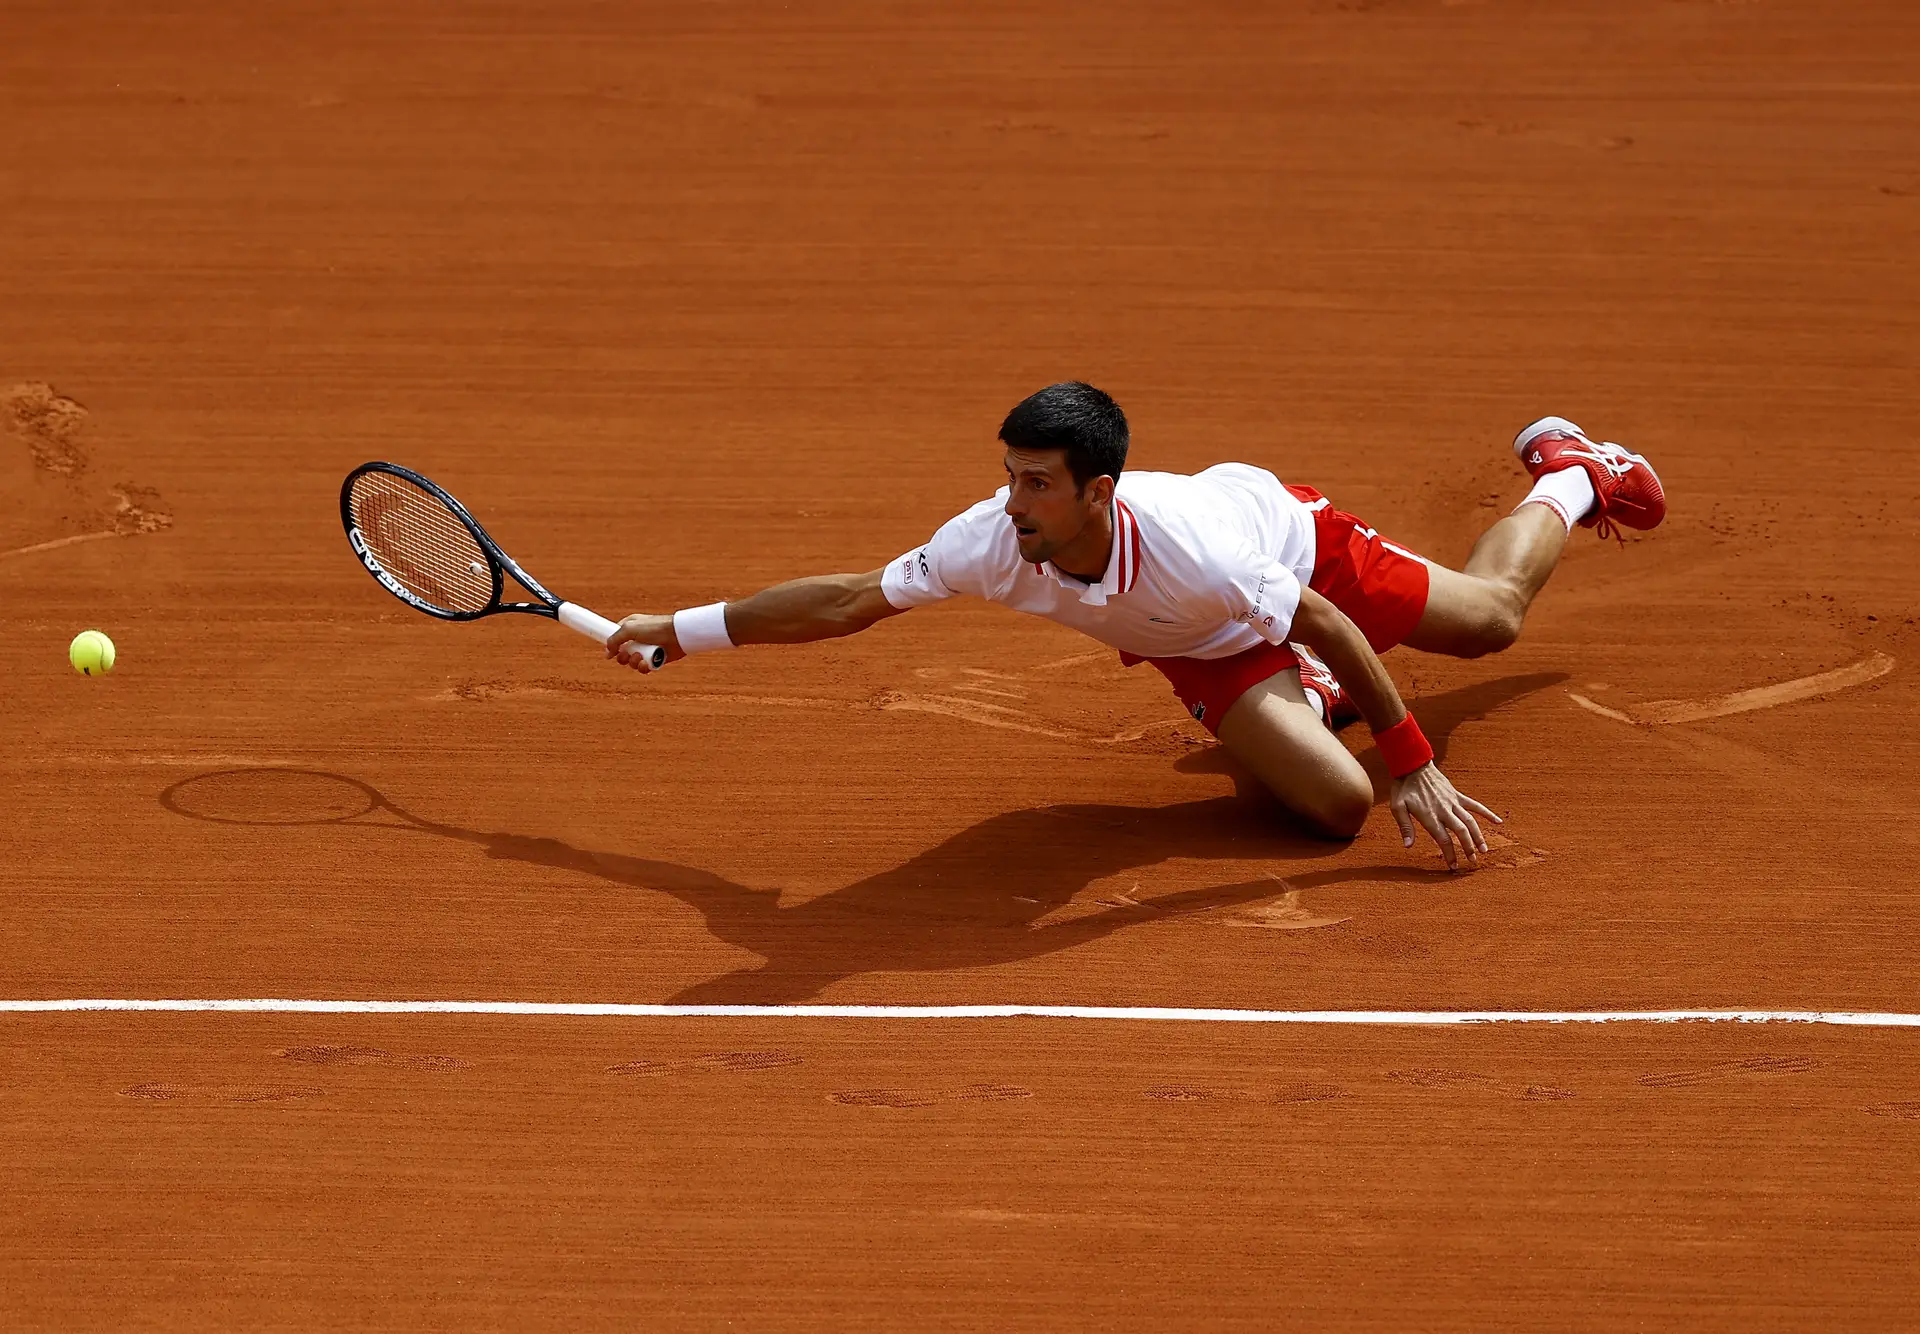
{"left": 4, "top": 0, "right": 1919, "bottom": 1326}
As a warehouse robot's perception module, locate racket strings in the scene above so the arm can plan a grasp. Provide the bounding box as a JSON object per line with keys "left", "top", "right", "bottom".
{"left": 348, "top": 472, "right": 495, "bottom": 614}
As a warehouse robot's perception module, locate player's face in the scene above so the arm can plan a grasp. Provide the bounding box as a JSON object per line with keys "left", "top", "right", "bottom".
{"left": 1003, "top": 447, "right": 1104, "bottom": 565}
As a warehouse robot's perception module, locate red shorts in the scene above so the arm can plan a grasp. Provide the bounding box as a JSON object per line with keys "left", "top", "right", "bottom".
{"left": 1123, "top": 485, "right": 1430, "bottom": 735}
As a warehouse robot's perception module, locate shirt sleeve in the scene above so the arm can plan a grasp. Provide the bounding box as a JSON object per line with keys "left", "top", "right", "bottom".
{"left": 1220, "top": 549, "right": 1303, "bottom": 646}
{"left": 881, "top": 503, "right": 996, "bottom": 609}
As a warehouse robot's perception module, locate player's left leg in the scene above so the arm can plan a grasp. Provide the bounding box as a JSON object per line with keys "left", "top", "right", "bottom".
{"left": 1403, "top": 415, "right": 1667, "bottom": 659}
{"left": 1401, "top": 502, "right": 1568, "bottom": 658}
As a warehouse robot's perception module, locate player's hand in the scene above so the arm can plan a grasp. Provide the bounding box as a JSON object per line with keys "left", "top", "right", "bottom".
{"left": 1389, "top": 763, "right": 1501, "bottom": 871}
{"left": 606, "top": 613, "right": 684, "bottom": 673}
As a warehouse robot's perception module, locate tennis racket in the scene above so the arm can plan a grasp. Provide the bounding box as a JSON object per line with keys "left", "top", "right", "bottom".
{"left": 340, "top": 462, "right": 664, "bottom": 668}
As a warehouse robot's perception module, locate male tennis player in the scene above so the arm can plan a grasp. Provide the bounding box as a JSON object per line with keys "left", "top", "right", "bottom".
{"left": 606, "top": 383, "right": 1664, "bottom": 869}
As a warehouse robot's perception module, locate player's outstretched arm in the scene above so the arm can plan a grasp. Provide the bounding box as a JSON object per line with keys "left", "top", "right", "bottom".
{"left": 1289, "top": 588, "right": 1502, "bottom": 870}
{"left": 605, "top": 566, "right": 904, "bottom": 673}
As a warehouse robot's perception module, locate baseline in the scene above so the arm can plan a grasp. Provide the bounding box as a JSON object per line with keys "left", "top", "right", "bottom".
{"left": 3, "top": 999, "right": 1919, "bottom": 1026}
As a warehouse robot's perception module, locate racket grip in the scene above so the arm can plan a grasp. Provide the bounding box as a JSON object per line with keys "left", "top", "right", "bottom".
{"left": 558, "top": 602, "right": 666, "bottom": 669}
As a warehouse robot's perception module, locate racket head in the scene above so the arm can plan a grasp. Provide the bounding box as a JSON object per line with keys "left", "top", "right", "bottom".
{"left": 342, "top": 463, "right": 533, "bottom": 621}
{"left": 161, "top": 767, "right": 383, "bottom": 826}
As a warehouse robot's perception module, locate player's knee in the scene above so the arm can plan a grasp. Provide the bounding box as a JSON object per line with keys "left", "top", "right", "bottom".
{"left": 1299, "top": 782, "right": 1371, "bottom": 841}
{"left": 1477, "top": 612, "right": 1524, "bottom": 656}
{"left": 1458, "top": 600, "right": 1525, "bottom": 658}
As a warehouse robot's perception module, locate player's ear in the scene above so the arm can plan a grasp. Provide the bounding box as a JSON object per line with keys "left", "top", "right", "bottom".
{"left": 1084, "top": 474, "right": 1115, "bottom": 507}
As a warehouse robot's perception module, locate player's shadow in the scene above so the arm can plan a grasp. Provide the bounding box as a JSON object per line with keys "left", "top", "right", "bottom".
{"left": 164, "top": 671, "right": 1562, "bottom": 1003}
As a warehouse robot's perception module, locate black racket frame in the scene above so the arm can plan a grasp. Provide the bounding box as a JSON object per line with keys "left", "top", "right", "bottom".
{"left": 340, "top": 461, "right": 564, "bottom": 623}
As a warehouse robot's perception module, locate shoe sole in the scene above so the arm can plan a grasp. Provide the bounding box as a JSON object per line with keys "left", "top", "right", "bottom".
{"left": 1513, "top": 415, "right": 1586, "bottom": 459}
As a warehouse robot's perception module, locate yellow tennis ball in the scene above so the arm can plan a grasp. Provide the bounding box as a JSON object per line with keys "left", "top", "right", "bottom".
{"left": 69, "top": 629, "right": 116, "bottom": 677}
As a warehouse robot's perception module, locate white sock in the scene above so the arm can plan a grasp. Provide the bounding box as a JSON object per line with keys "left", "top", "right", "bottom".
{"left": 1516, "top": 467, "right": 1597, "bottom": 532}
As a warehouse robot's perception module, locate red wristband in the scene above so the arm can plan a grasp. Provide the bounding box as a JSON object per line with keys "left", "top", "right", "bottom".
{"left": 1375, "top": 714, "right": 1434, "bottom": 779}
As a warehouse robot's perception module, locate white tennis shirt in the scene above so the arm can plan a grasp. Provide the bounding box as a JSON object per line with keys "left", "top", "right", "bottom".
{"left": 881, "top": 463, "right": 1322, "bottom": 660}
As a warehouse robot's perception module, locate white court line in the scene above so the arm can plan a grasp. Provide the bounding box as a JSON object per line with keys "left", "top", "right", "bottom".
{"left": 2, "top": 999, "right": 1918, "bottom": 1026}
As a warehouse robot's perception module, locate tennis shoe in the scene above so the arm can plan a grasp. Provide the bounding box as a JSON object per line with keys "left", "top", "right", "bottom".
{"left": 1293, "top": 644, "right": 1361, "bottom": 730}
{"left": 1513, "top": 415, "right": 1667, "bottom": 537}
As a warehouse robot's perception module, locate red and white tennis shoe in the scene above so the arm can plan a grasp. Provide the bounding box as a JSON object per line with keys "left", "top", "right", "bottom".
{"left": 1293, "top": 644, "right": 1361, "bottom": 730}
{"left": 1513, "top": 415, "right": 1667, "bottom": 537}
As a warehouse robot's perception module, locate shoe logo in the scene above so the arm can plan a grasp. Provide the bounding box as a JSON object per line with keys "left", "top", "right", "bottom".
{"left": 1528, "top": 450, "right": 1543, "bottom": 465}
{"left": 1557, "top": 439, "right": 1637, "bottom": 478}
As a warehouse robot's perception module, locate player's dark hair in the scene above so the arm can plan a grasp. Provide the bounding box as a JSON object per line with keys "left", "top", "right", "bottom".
{"left": 998, "top": 382, "right": 1129, "bottom": 492}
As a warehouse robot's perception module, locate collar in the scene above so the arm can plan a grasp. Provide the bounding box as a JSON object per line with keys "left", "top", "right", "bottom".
{"left": 1032, "top": 498, "right": 1141, "bottom": 605}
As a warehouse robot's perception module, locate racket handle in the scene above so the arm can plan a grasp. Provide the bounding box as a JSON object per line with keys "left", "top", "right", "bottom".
{"left": 558, "top": 602, "right": 666, "bottom": 669}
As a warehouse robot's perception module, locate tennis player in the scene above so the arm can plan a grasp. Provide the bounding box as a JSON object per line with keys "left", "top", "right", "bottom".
{"left": 607, "top": 383, "right": 1664, "bottom": 869}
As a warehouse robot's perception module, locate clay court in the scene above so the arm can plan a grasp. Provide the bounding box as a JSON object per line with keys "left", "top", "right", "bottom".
{"left": 5, "top": 0, "right": 1919, "bottom": 1326}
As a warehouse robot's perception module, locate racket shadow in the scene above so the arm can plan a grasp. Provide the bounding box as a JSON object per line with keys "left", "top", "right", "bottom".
{"left": 156, "top": 767, "right": 1323, "bottom": 1002}
{"left": 156, "top": 672, "right": 1562, "bottom": 1004}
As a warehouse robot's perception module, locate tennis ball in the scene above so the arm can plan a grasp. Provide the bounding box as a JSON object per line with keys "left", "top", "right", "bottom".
{"left": 69, "top": 629, "right": 116, "bottom": 677}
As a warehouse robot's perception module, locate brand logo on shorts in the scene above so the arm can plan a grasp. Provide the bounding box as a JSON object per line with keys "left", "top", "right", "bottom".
{"left": 1190, "top": 701, "right": 1206, "bottom": 722}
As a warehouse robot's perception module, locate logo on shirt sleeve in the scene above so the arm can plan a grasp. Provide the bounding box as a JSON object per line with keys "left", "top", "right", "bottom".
{"left": 1239, "top": 572, "right": 1279, "bottom": 630}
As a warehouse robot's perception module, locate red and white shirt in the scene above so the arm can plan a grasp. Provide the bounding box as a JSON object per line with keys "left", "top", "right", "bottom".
{"left": 881, "top": 463, "right": 1321, "bottom": 660}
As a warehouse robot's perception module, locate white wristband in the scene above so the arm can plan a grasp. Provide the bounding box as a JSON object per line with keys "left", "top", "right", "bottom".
{"left": 673, "top": 601, "right": 735, "bottom": 654}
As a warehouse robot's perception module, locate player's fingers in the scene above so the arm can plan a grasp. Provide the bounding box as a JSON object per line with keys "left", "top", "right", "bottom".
{"left": 1391, "top": 800, "right": 1416, "bottom": 849}
{"left": 1456, "top": 806, "right": 1487, "bottom": 854}
{"left": 1417, "top": 807, "right": 1457, "bottom": 870}
{"left": 1439, "top": 810, "right": 1475, "bottom": 868}
{"left": 1461, "top": 795, "right": 1503, "bottom": 824}
{"left": 1456, "top": 821, "right": 1480, "bottom": 868}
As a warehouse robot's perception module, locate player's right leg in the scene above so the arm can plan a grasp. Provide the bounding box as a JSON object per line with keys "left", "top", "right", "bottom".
{"left": 1403, "top": 416, "right": 1666, "bottom": 659}
{"left": 1215, "top": 667, "right": 1374, "bottom": 839}
{"left": 1127, "top": 641, "right": 1372, "bottom": 838}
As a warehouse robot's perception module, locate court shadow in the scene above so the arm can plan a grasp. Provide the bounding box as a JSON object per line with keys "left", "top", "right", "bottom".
{"left": 546, "top": 799, "right": 1349, "bottom": 1003}
{"left": 161, "top": 671, "right": 1563, "bottom": 1003}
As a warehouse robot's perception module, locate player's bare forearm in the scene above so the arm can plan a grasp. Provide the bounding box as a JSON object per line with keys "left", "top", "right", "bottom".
{"left": 605, "top": 566, "right": 902, "bottom": 671}
{"left": 726, "top": 569, "right": 904, "bottom": 644}
{"left": 1287, "top": 588, "right": 1406, "bottom": 734}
